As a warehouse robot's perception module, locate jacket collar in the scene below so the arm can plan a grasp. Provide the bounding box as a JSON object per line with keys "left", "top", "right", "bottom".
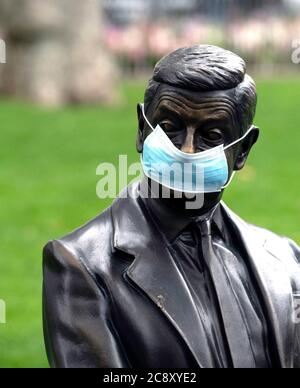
{"left": 111, "top": 181, "right": 295, "bottom": 368}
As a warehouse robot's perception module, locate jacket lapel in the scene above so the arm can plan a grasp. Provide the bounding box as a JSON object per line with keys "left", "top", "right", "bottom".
{"left": 220, "top": 202, "right": 295, "bottom": 368}
{"left": 111, "top": 182, "right": 215, "bottom": 368}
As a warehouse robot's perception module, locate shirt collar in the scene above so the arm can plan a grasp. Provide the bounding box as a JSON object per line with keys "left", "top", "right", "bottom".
{"left": 138, "top": 177, "right": 224, "bottom": 243}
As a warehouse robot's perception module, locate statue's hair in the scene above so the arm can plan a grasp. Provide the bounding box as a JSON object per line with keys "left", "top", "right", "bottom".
{"left": 144, "top": 45, "right": 257, "bottom": 132}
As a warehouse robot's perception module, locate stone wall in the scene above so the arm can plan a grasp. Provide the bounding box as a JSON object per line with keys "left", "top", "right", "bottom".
{"left": 0, "top": 0, "right": 119, "bottom": 106}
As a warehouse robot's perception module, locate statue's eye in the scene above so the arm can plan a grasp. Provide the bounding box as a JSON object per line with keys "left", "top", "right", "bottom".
{"left": 203, "top": 129, "right": 223, "bottom": 143}
{"left": 160, "top": 121, "right": 179, "bottom": 133}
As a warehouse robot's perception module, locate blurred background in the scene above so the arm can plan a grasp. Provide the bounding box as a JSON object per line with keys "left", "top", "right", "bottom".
{"left": 0, "top": 0, "right": 299, "bottom": 367}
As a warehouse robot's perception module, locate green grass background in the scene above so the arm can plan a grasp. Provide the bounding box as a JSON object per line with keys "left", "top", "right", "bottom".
{"left": 0, "top": 79, "right": 300, "bottom": 367}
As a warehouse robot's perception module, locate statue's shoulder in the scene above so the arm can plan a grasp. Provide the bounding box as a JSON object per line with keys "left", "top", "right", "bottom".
{"left": 43, "top": 204, "right": 114, "bottom": 275}
{"left": 221, "top": 201, "right": 300, "bottom": 266}
{"left": 58, "top": 206, "right": 113, "bottom": 251}
{"left": 43, "top": 182, "right": 142, "bottom": 276}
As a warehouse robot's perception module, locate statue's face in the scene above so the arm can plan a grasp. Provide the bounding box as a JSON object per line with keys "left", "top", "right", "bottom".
{"left": 137, "top": 84, "right": 258, "bottom": 214}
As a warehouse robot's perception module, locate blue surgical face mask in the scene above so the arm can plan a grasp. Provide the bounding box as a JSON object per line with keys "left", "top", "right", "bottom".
{"left": 140, "top": 103, "right": 254, "bottom": 194}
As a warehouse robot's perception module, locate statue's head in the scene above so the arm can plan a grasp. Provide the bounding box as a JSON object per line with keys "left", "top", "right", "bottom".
{"left": 137, "top": 45, "right": 259, "bottom": 214}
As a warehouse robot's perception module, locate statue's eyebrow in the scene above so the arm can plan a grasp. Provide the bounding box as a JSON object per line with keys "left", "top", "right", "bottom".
{"left": 157, "top": 104, "right": 184, "bottom": 121}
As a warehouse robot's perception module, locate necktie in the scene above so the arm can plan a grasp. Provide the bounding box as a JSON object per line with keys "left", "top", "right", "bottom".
{"left": 196, "top": 216, "right": 256, "bottom": 368}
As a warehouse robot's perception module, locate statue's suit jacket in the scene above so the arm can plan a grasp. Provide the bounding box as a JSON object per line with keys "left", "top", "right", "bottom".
{"left": 43, "top": 181, "right": 300, "bottom": 368}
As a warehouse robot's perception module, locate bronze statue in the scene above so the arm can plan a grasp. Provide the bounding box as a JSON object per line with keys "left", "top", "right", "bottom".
{"left": 43, "top": 45, "right": 300, "bottom": 368}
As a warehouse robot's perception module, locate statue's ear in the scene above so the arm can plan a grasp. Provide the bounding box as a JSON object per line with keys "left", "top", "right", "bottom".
{"left": 234, "top": 126, "right": 259, "bottom": 171}
{"left": 136, "top": 103, "right": 145, "bottom": 153}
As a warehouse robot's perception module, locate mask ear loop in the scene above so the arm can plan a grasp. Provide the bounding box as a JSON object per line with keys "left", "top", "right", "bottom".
{"left": 222, "top": 171, "right": 237, "bottom": 189}
{"left": 223, "top": 125, "right": 255, "bottom": 150}
{"left": 141, "top": 103, "right": 155, "bottom": 132}
{"left": 222, "top": 125, "right": 255, "bottom": 189}
{"left": 140, "top": 103, "right": 156, "bottom": 167}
